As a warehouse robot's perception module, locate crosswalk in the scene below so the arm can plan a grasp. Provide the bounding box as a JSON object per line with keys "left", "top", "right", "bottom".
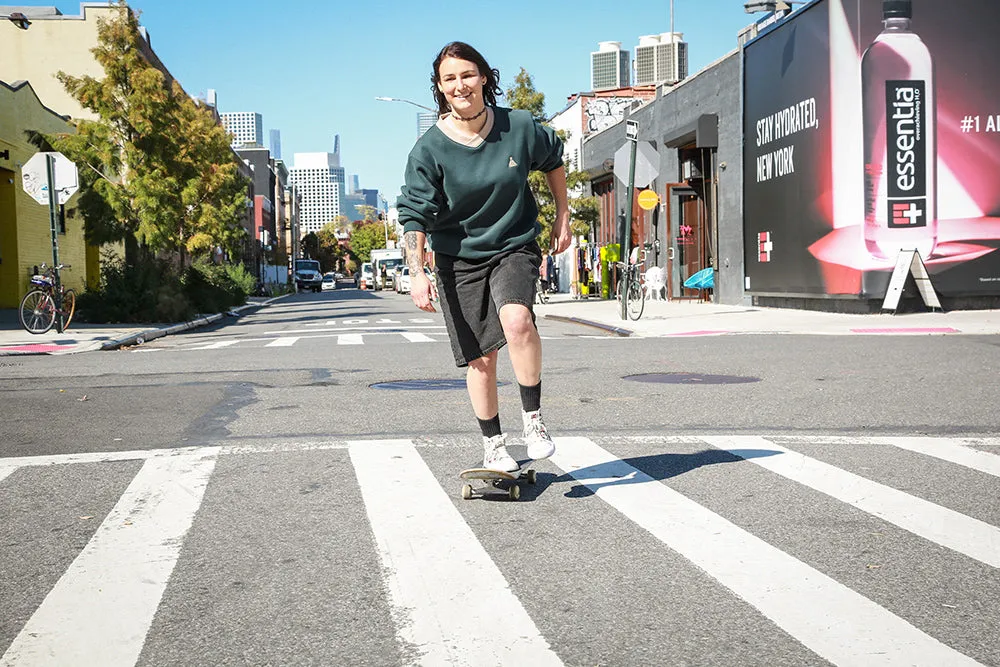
{"left": 133, "top": 329, "right": 620, "bottom": 352}
{"left": 1, "top": 435, "right": 998, "bottom": 666}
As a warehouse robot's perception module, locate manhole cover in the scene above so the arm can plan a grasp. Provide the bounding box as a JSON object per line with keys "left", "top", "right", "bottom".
{"left": 623, "top": 373, "right": 760, "bottom": 385}
{"left": 371, "top": 379, "right": 511, "bottom": 391}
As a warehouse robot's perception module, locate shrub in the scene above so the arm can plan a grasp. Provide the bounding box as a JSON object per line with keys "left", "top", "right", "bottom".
{"left": 183, "top": 261, "right": 253, "bottom": 314}
{"left": 76, "top": 254, "right": 193, "bottom": 324}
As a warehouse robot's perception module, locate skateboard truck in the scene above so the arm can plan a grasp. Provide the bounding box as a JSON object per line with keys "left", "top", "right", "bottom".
{"left": 458, "top": 467, "right": 537, "bottom": 500}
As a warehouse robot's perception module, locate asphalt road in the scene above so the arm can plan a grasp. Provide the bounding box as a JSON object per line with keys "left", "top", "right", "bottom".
{"left": 1, "top": 285, "right": 998, "bottom": 666}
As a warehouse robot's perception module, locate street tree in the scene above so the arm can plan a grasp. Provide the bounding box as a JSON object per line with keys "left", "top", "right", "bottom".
{"left": 348, "top": 220, "right": 387, "bottom": 264}
{"left": 43, "top": 1, "right": 248, "bottom": 263}
{"left": 317, "top": 222, "right": 347, "bottom": 273}
{"left": 505, "top": 68, "right": 599, "bottom": 244}
{"left": 506, "top": 68, "right": 546, "bottom": 121}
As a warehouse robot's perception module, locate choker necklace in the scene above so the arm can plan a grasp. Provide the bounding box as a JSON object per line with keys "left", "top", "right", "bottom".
{"left": 451, "top": 107, "right": 487, "bottom": 122}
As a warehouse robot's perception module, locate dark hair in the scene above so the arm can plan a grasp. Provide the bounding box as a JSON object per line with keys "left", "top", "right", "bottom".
{"left": 430, "top": 41, "right": 502, "bottom": 115}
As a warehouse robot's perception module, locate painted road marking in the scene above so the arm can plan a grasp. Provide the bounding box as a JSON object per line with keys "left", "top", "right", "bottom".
{"left": 1, "top": 450, "right": 218, "bottom": 667}
{"left": 702, "top": 436, "right": 1000, "bottom": 568}
{"left": 874, "top": 436, "right": 1000, "bottom": 478}
{"left": 188, "top": 340, "right": 240, "bottom": 350}
{"left": 337, "top": 334, "right": 363, "bottom": 345}
{"left": 400, "top": 332, "right": 435, "bottom": 343}
{"left": 550, "top": 436, "right": 982, "bottom": 667}
{"left": 265, "top": 337, "right": 299, "bottom": 347}
{"left": 349, "top": 440, "right": 561, "bottom": 666}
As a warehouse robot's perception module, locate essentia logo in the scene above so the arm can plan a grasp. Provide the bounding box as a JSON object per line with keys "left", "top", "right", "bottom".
{"left": 886, "top": 80, "right": 926, "bottom": 204}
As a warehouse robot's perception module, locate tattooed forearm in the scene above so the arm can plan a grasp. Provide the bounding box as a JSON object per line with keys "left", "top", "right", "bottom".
{"left": 405, "top": 231, "right": 425, "bottom": 273}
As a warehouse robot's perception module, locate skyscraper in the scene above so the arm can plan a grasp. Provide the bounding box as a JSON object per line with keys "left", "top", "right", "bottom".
{"left": 634, "top": 33, "right": 688, "bottom": 86}
{"left": 417, "top": 112, "right": 437, "bottom": 137}
{"left": 591, "top": 41, "right": 631, "bottom": 91}
{"left": 269, "top": 129, "right": 281, "bottom": 160}
{"left": 289, "top": 152, "right": 346, "bottom": 235}
{"left": 220, "top": 112, "right": 263, "bottom": 148}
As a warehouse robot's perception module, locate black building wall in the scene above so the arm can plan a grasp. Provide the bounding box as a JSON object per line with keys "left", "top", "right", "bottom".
{"left": 582, "top": 51, "right": 745, "bottom": 305}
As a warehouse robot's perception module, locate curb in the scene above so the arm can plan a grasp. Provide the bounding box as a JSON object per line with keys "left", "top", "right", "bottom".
{"left": 543, "top": 314, "right": 633, "bottom": 337}
{"left": 0, "top": 293, "right": 292, "bottom": 356}
{"left": 100, "top": 294, "right": 290, "bottom": 351}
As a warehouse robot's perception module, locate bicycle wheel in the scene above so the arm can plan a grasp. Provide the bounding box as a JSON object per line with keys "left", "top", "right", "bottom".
{"left": 536, "top": 280, "right": 549, "bottom": 304}
{"left": 61, "top": 288, "right": 77, "bottom": 330}
{"left": 626, "top": 278, "right": 645, "bottom": 320}
{"left": 19, "top": 289, "right": 56, "bottom": 334}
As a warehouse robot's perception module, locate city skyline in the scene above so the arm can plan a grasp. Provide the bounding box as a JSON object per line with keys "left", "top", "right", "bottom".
{"left": 4, "top": 0, "right": 760, "bottom": 202}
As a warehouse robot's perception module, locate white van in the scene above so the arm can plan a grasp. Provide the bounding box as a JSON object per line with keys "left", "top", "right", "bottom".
{"left": 360, "top": 262, "right": 375, "bottom": 289}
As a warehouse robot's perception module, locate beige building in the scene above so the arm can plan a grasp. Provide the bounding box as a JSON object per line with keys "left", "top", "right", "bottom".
{"left": 0, "top": 2, "right": 172, "bottom": 121}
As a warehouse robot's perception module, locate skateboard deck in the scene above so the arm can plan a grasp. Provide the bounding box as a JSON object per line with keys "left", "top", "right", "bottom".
{"left": 458, "top": 466, "right": 537, "bottom": 500}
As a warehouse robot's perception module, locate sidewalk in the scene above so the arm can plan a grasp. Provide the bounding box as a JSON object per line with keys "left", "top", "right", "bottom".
{"left": 537, "top": 293, "right": 1000, "bottom": 337}
{"left": 3, "top": 291, "right": 999, "bottom": 357}
{"left": 0, "top": 296, "right": 283, "bottom": 356}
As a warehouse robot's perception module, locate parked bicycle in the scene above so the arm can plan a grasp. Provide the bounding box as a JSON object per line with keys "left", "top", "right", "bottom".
{"left": 19, "top": 263, "right": 76, "bottom": 334}
{"left": 615, "top": 244, "right": 650, "bottom": 321}
{"left": 535, "top": 277, "right": 549, "bottom": 304}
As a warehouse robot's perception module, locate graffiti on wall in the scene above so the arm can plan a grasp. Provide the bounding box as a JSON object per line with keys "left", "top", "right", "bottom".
{"left": 583, "top": 97, "right": 636, "bottom": 134}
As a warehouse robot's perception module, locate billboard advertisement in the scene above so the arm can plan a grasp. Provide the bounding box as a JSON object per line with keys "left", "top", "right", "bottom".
{"left": 743, "top": 0, "right": 1000, "bottom": 298}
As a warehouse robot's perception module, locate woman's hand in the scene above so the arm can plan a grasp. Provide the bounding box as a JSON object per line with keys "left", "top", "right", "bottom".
{"left": 410, "top": 272, "right": 437, "bottom": 312}
{"left": 551, "top": 209, "right": 572, "bottom": 255}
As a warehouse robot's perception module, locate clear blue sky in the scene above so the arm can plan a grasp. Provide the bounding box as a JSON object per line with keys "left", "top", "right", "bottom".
{"left": 17, "top": 0, "right": 755, "bottom": 202}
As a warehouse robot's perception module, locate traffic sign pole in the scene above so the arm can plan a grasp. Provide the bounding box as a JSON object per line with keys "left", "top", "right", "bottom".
{"left": 621, "top": 122, "right": 638, "bottom": 321}
{"left": 45, "top": 154, "right": 64, "bottom": 333}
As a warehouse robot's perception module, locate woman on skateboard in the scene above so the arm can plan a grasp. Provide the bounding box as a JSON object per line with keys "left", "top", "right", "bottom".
{"left": 397, "top": 41, "right": 571, "bottom": 472}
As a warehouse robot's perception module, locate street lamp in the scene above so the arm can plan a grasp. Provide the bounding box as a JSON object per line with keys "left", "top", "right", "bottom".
{"left": 375, "top": 96, "right": 436, "bottom": 113}
{"left": 4, "top": 12, "right": 31, "bottom": 29}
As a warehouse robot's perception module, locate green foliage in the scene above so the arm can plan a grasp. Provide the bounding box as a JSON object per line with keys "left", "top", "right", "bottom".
{"left": 348, "top": 220, "right": 387, "bottom": 264}
{"left": 75, "top": 251, "right": 253, "bottom": 323}
{"left": 41, "top": 1, "right": 248, "bottom": 262}
{"left": 506, "top": 68, "right": 546, "bottom": 120}
{"left": 506, "top": 68, "right": 597, "bottom": 242}
{"left": 183, "top": 261, "right": 252, "bottom": 314}
{"left": 75, "top": 253, "right": 192, "bottom": 323}
{"left": 316, "top": 222, "right": 347, "bottom": 273}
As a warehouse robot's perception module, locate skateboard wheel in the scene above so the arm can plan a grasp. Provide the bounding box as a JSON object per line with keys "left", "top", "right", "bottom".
{"left": 508, "top": 485, "right": 520, "bottom": 501}
{"left": 461, "top": 484, "right": 473, "bottom": 500}
{"left": 526, "top": 469, "right": 537, "bottom": 485}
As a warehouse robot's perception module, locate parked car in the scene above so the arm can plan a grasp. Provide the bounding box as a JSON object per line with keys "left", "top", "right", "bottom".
{"left": 396, "top": 266, "right": 411, "bottom": 294}
{"left": 396, "top": 266, "right": 434, "bottom": 295}
{"left": 321, "top": 273, "right": 337, "bottom": 291}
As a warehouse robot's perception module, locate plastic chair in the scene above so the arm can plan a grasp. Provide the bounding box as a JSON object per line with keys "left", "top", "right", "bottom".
{"left": 644, "top": 266, "right": 666, "bottom": 301}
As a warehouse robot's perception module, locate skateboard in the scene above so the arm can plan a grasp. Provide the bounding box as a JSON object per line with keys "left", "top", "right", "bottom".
{"left": 458, "top": 466, "right": 537, "bottom": 500}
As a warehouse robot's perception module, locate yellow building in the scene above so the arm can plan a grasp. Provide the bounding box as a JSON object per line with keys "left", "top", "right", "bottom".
{"left": 0, "top": 80, "right": 89, "bottom": 308}
{"left": 0, "top": 2, "right": 183, "bottom": 304}
{"left": 0, "top": 3, "right": 171, "bottom": 123}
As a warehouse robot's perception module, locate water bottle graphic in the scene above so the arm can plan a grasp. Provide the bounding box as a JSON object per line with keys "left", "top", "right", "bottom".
{"left": 862, "top": 0, "right": 937, "bottom": 260}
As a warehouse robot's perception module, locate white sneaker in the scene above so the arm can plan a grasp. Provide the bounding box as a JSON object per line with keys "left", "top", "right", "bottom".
{"left": 483, "top": 434, "right": 519, "bottom": 472}
{"left": 522, "top": 409, "right": 556, "bottom": 460}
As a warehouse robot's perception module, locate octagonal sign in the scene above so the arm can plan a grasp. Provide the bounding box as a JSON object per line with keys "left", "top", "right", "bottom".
{"left": 21, "top": 152, "right": 79, "bottom": 206}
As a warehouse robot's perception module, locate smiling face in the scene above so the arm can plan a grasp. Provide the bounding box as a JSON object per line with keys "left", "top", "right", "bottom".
{"left": 436, "top": 57, "right": 487, "bottom": 116}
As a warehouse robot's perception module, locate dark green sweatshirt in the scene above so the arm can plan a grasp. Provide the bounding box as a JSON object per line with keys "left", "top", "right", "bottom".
{"left": 397, "top": 107, "right": 564, "bottom": 259}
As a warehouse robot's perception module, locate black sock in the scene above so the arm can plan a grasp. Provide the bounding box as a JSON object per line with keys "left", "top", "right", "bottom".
{"left": 518, "top": 380, "right": 541, "bottom": 413}
{"left": 477, "top": 414, "right": 502, "bottom": 438}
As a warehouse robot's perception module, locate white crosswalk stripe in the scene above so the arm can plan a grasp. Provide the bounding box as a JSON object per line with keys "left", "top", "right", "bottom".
{"left": 2, "top": 450, "right": 218, "bottom": 667}
{"left": 1, "top": 435, "right": 997, "bottom": 666}
{"left": 702, "top": 436, "right": 1000, "bottom": 568}
{"left": 349, "top": 441, "right": 561, "bottom": 665}
{"left": 550, "top": 437, "right": 983, "bottom": 667}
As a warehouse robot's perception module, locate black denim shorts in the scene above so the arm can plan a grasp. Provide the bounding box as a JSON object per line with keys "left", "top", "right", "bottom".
{"left": 434, "top": 241, "right": 542, "bottom": 367}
